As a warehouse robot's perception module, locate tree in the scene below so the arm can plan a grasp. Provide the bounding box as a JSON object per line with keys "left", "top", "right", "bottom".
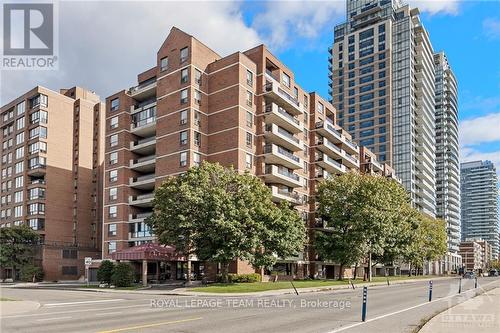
{"left": 111, "top": 263, "right": 134, "bottom": 287}
{"left": 97, "top": 260, "right": 115, "bottom": 284}
{"left": 147, "top": 162, "right": 306, "bottom": 283}
{"left": 402, "top": 213, "right": 447, "bottom": 275}
{"left": 315, "top": 172, "right": 412, "bottom": 280}
{"left": 20, "top": 264, "right": 44, "bottom": 282}
{"left": 0, "top": 225, "right": 40, "bottom": 280}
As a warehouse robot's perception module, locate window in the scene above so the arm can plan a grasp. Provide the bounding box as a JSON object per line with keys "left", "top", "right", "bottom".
{"left": 109, "top": 206, "right": 117, "bottom": 218}
{"left": 30, "top": 110, "right": 47, "bottom": 124}
{"left": 246, "top": 91, "right": 253, "bottom": 107}
{"left": 180, "top": 131, "right": 188, "bottom": 145}
{"left": 15, "top": 132, "right": 24, "bottom": 145}
{"left": 193, "top": 152, "right": 201, "bottom": 167}
{"left": 15, "top": 147, "right": 24, "bottom": 159}
{"left": 109, "top": 152, "right": 118, "bottom": 165}
{"left": 194, "top": 111, "right": 200, "bottom": 126}
{"left": 181, "top": 68, "right": 189, "bottom": 84}
{"left": 180, "top": 89, "right": 188, "bottom": 104}
{"left": 160, "top": 56, "right": 168, "bottom": 71}
{"left": 109, "top": 170, "right": 117, "bottom": 182}
{"left": 109, "top": 188, "right": 117, "bottom": 201}
{"left": 108, "top": 224, "right": 117, "bottom": 236}
{"left": 379, "top": 53, "right": 386, "bottom": 60}
{"left": 293, "top": 87, "right": 299, "bottom": 99}
{"left": 30, "top": 94, "right": 48, "bottom": 108}
{"left": 379, "top": 135, "right": 386, "bottom": 143}
{"left": 180, "top": 110, "right": 188, "bottom": 125}
{"left": 348, "top": 35, "right": 355, "bottom": 44}
{"left": 14, "top": 191, "right": 23, "bottom": 203}
{"left": 29, "top": 141, "right": 46, "bottom": 154}
{"left": 246, "top": 132, "right": 252, "bottom": 147}
{"left": 180, "top": 47, "right": 189, "bottom": 63}
{"left": 348, "top": 115, "right": 355, "bottom": 122}
{"left": 194, "top": 131, "right": 201, "bottom": 147}
{"left": 246, "top": 70, "right": 253, "bottom": 86}
{"left": 317, "top": 103, "right": 324, "bottom": 114}
{"left": 16, "top": 101, "right": 25, "bottom": 116}
{"left": 29, "top": 126, "right": 47, "bottom": 139}
{"left": 29, "top": 187, "right": 44, "bottom": 199}
{"left": 246, "top": 111, "right": 253, "bottom": 127}
{"left": 110, "top": 98, "right": 119, "bottom": 111}
{"left": 245, "top": 153, "right": 252, "bottom": 169}
{"left": 15, "top": 162, "right": 23, "bottom": 174}
{"left": 29, "top": 218, "right": 44, "bottom": 230}
{"left": 108, "top": 242, "right": 116, "bottom": 254}
{"left": 110, "top": 116, "right": 118, "bottom": 129}
{"left": 195, "top": 69, "right": 202, "bottom": 85}
{"left": 282, "top": 73, "right": 291, "bottom": 87}
{"left": 378, "top": 24, "right": 385, "bottom": 33}
{"left": 62, "top": 249, "right": 78, "bottom": 259}
{"left": 14, "top": 206, "right": 23, "bottom": 218}
{"left": 180, "top": 152, "right": 187, "bottom": 167}
{"left": 110, "top": 134, "right": 118, "bottom": 147}
{"left": 194, "top": 90, "right": 201, "bottom": 105}
{"left": 379, "top": 117, "right": 386, "bottom": 124}
{"left": 16, "top": 116, "right": 25, "bottom": 130}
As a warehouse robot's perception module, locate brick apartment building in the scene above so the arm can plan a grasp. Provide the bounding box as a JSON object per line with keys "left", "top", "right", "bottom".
{"left": 0, "top": 86, "right": 104, "bottom": 281}
{"left": 459, "top": 239, "right": 493, "bottom": 273}
{"left": 103, "top": 27, "right": 396, "bottom": 283}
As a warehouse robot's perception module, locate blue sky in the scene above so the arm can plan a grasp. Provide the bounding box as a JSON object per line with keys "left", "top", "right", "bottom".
{"left": 2, "top": 0, "right": 499, "bottom": 172}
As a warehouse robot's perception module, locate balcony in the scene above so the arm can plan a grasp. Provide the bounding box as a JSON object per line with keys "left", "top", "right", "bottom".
{"left": 129, "top": 174, "right": 155, "bottom": 190}
{"left": 264, "top": 123, "right": 302, "bottom": 151}
{"left": 128, "top": 78, "right": 157, "bottom": 101}
{"left": 129, "top": 193, "right": 154, "bottom": 207}
{"left": 27, "top": 164, "right": 46, "bottom": 176}
{"left": 342, "top": 152, "right": 360, "bottom": 169}
{"left": 129, "top": 212, "right": 153, "bottom": 223}
{"left": 315, "top": 120, "right": 343, "bottom": 144}
{"left": 263, "top": 76, "right": 302, "bottom": 116}
{"left": 130, "top": 155, "right": 156, "bottom": 173}
{"left": 128, "top": 230, "right": 154, "bottom": 240}
{"left": 263, "top": 165, "right": 302, "bottom": 188}
{"left": 316, "top": 137, "right": 343, "bottom": 160}
{"left": 270, "top": 186, "right": 303, "bottom": 206}
{"left": 130, "top": 136, "right": 156, "bottom": 155}
{"left": 131, "top": 100, "right": 156, "bottom": 115}
{"left": 262, "top": 144, "right": 302, "bottom": 170}
{"left": 316, "top": 153, "right": 346, "bottom": 175}
{"left": 264, "top": 103, "right": 302, "bottom": 133}
{"left": 130, "top": 115, "right": 156, "bottom": 137}
{"left": 370, "top": 158, "right": 383, "bottom": 172}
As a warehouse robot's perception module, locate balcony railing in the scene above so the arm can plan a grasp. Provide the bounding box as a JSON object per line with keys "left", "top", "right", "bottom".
{"left": 131, "top": 193, "right": 154, "bottom": 201}
{"left": 132, "top": 155, "right": 155, "bottom": 164}
{"left": 132, "top": 174, "right": 155, "bottom": 182}
{"left": 265, "top": 104, "right": 299, "bottom": 125}
{"left": 264, "top": 144, "right": 300, "bottom": 163}
{"left": 132, "top": 115, "right": 156, "bottom": 129}
{"left": 129, "top": 231, "right": 153, "bottom": 239}
{"left": 264, "top": 81, "right": 300, "bottom": 107}
{"left": 265, "top": 165, "right": 299, "bottom": 181}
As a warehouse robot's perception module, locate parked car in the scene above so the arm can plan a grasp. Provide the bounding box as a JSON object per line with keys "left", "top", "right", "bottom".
{"left": 463, "top": 271, "right": 476, "bottom": 279}
{"left": 489, "top": 269, "right": 499, "bottom": 277}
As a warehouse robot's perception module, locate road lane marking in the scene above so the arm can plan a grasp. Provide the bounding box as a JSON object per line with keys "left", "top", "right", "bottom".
{"left": 36, "top": 316, "right": 72, "bottom": 322}
{"left": 326, "top": 279, "right": 500, "bottom": 333}
{"left": 97, "top": 317, "right": 203, "bottom": 333}
{"left": 96, "top": 312, "right": 123, "bottom": 316}
{"left": 44, "top": 299, "right": 125, "bottom": 307}
{"left": 2, "top": 304, "right": 147, "bottom": 319}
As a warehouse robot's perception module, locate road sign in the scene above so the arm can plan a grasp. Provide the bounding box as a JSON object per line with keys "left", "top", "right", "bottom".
{"left": 84, "top": 257, "right": 92, "bottom": 266}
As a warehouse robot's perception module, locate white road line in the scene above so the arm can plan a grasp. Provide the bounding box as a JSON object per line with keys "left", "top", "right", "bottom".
{"left": 36, "top": 316, "right": 72, "bottom": 322}
{"left": 325, "top": 279, "right": 499, "bottom": 333}
{"left": 44, "top": 299, "right": 125, "bottom": 307}
{"left": 96, "top": 311, "right": 123, "bottom": 316}
{"left": 2, "top": 304, "right": 148, "bottom": 319}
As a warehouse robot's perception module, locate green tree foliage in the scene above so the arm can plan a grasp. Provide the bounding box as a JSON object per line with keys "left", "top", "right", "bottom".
{"left": 147, "top": 162, "right": 306, "bottom": 283}
{"left": 97, "top": 260, "right": 115, "bottom": 284}
{"left": 315, "top": 173, "right": 417, "bottom": 280}
{"left": 20, "top": 264, "right": 44, "bottom": 282}
{"left": 111, "top": 263, "right": 134, "bottom": 287}
{"left": 0, "top": 225, "right": 40, "bottom": 278}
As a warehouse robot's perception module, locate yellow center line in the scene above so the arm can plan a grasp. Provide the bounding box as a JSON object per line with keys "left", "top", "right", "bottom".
{"left": 97, "top": 317, "right": 203, "bottom": 333}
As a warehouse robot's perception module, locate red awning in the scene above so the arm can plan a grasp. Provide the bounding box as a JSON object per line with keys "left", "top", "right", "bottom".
{"left": 111, "top": 243, "right": 185, "bottom": 261}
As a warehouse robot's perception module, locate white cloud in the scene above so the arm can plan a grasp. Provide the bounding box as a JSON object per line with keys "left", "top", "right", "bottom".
{"left": 408, "top": 0, "right": 461, "bottom": 15}
{"left": 251, "top": 0, "right": 345, "bottom": 50}
{"left": 483, "top": 18, "right": 500, "bottom": 39}
{"left": 461, "top": 147, "right": 500, "bottom": 175}
{"left": 459, "top": 113, "right": 500, "bottom": 146}
{"left": 1, "top": 1, "right": 261, "bottom": 105}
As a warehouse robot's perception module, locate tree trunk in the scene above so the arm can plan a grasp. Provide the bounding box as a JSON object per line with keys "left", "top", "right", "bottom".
{"left": 368, "top": 252, "right": 372, "bottom": 282}
{"left": 408, "top": 262, "right": 412, "bottom": 277}
{"left": 353, "top": 263, "right": 358, "bottom": 280}
{"left": 338, "top": 264, "right": 344, "bottom": 280}
{"left": 221, "top": 262, "right": 230, "bottom": 284}
{"left": 185, "top": 259, "right": 192, "bottom": 285}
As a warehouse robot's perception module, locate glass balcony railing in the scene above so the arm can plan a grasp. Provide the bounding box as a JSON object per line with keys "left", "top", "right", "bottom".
{"left": 132, "top": 115, "right": 156, "bottom": 129}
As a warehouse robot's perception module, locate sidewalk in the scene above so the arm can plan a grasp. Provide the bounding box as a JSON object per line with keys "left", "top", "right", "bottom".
{"left": 419, "top": 287, "right": 500, "bottom": 333}
{"left": 5, "top": 276, "right": 454, "bottom": 297}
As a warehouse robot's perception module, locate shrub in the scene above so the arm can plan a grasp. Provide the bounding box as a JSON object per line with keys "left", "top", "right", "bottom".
{"left": 97, "top": 260, "right": 115, "bottom": 284}
{"left": 216, "top": 273, "right": 261, "bottom": 283}
{"left": 20, "top": 264, "right": 44, "bottom": 282}
{"left": 111, "top": 263, "right": 134, "bottom": 287}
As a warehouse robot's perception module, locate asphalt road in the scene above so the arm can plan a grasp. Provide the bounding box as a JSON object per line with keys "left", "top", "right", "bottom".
{"left": 1, "top": 277, "right": 499, "bottom": 333}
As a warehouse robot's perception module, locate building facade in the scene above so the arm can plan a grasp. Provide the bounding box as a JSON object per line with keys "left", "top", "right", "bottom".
{"left": 0, "top": 86, "right": 104, "bottom": 280}
{"left": 461, "top": 160, "right": 500, "bottom": 259}
{"left": 103, "top": 27, "right": 393, "bottom": 282}
{"left": 329, "top": 0, "right": 437, "bottom": 217}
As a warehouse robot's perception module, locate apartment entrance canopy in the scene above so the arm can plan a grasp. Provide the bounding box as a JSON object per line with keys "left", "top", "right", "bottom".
{"left": 111, "top": 243, "right": 184, "bottom": 261}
